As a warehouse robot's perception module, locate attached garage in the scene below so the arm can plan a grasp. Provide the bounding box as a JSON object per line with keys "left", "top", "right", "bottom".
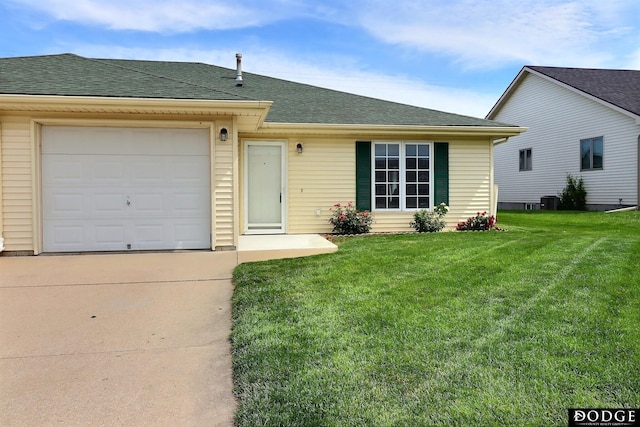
{"left": 41, "top": 126, "right": 211, "bottom": 252}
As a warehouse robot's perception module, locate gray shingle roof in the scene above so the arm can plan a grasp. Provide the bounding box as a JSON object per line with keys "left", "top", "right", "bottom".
{"left": 527, "top": 66, "right": 640, "bottom": 117}
{"left": 1, "top": 53, "right": 511, "bottom": 127}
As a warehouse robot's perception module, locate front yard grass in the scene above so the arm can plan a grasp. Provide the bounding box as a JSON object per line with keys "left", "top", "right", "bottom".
{"left": 231, "top": 211, "right": 640, "bottom": 426}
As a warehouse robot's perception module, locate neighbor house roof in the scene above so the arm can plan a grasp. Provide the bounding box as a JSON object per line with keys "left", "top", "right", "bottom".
{"left": 0, "top": 53, "right": 514, "bottom": 128}
{"left": 487, "top": 65, "right": 640, "bottom": 120}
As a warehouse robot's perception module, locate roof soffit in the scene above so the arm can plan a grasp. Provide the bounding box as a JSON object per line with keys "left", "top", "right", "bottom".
{"left": 0, "top": 94, "right": 272, "bottom": 130}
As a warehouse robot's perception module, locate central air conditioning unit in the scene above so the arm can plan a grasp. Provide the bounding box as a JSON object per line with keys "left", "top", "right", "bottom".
{"left": 540, "top": 196, "right": 560, "bottom": 210}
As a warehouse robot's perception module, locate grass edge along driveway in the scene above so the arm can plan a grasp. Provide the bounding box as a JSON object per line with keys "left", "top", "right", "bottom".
{"left": 231, "top": 211, "right": 640, "bottom": 426}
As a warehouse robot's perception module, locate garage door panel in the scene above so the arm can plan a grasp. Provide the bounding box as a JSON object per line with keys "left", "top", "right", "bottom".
{"left": 131, "top": 220, "right": 210, "bottom": 250}
{"left": 93, "top": 159, "right": 127, "bottom": 184}
{"left": 43, "top": 220, "right": 127, "bottom": 252}
{"left": 44, "top": 190, "right": 127, "bottom": 219}
{"left": 42, "top": 157, "right": 84, "bottom": 184}
{"left": 43, "top": 128, "right": 129, "bottom": 155}
{"left": 132, "top": 223, "right": 165, "bottom": 249}
{"left": 43, "top": 222, "right": 85, "bottom": 249}
{"left": 95, "top": 224, "right": 127, "bottom": 246}
{"left": 173, "top": 191, "right": 210, "bottom": 215}
{"left": 45, "top": 193, "right": 86, "bottom": 217}
{"left": 42, "top": 126, "right": 211, "bottom": 252}
{"left": 132, "top": 193, "right": 165, "bottom": 215}
{"left": 172, "top": 159, "right": 211, "bottom": 184}
{"left": 93, "top": 192, "right": 128, "bottom": 216}
{"left": 132, "top": 160, "right": 166, "bottom": 185}
{"left": 167, "top": 130, "right": 210, "bottom": 155}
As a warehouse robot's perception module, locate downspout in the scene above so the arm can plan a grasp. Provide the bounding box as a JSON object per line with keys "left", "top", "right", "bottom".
{"left": 491, "top": 137, "right": 510, "bottom": 216}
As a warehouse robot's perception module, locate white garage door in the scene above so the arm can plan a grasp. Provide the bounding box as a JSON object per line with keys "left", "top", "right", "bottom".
{"left": 42, "top": 126, "right": 211, "bottom": 252}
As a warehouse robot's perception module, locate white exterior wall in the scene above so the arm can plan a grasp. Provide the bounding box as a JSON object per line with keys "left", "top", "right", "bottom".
{"left": 493, "top": 73, "right": 640, "bottom": 207}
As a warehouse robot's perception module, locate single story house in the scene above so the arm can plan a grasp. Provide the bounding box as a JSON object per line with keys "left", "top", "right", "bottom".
{"left": 488, "top": 66, "right": 640, "bottom": 210}
{"left": 0, "top": 53, "right": 524, "bottom": 254}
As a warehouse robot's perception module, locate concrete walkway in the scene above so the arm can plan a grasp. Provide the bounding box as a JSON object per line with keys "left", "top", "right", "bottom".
{"left": 0, "top": 235, "right": 337, "bottom": 426}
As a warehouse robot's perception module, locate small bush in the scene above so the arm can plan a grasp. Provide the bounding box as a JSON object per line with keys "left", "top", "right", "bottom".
{"left": 456, "top": 211, "right": 497, "bottom": 231}
{"left": 329, "top": 202, "right": 373, "bottom": 234}
{"left": 559, "top": 174, "right": 587, "bottom": 210}
{"left": 410, "top": 203, "right": 449, "bottom": 232}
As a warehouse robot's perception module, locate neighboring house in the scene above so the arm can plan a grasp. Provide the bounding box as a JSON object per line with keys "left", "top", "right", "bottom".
{"left": 0, "top": 53, "right": 524, "bottom": 254}
{"left": 488, "top": 66, "right": 640, "bottom": 210}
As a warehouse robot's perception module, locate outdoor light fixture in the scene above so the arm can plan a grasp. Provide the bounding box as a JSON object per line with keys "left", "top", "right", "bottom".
{"left": 296, "top": 142, "right": 303, "bottom": 153}
{"left": 219, "top": 128, "right": 228, "bottom": 141}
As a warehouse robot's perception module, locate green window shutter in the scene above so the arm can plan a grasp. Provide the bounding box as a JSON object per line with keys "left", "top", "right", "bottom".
{"left": 434, "top": 142, "right": 449, "bottom": 206}
{"left": 355, "top": 141, "right": 371, "bottom": 211}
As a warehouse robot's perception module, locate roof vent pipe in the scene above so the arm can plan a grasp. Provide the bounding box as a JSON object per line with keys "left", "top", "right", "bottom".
{"left": 235, "top": 53, "right": 243, "bottom": 86}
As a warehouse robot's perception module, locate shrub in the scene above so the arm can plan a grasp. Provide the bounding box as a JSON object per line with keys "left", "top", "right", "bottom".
{"left": 410, "top": 203, "right": 449, "bottom": 232}
{"left": 329, "top": 202, "right": 373, "bottom": 234}
{"left": 456, "top": 211, "right": 497, "bottom": 231}
{"left": 559, "top": 174, "right": 587, "bottom": 210}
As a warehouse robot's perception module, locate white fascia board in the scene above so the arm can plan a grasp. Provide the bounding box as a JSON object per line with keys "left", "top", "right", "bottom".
{"left": 258, "top": 122, "right": 527, "bottom": 139}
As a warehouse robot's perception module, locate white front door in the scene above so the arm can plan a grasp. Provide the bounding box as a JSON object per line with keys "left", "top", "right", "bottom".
{"left": 244, "top": 141, "right": 285, "bottom": 233}
{"left": 42, "top": 126, "right": 211, "bottom": 252}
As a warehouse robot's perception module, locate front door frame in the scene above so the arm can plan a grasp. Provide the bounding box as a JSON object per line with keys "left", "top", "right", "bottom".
{"left": 243, "top": 140, "right": 287, "bottom": 234}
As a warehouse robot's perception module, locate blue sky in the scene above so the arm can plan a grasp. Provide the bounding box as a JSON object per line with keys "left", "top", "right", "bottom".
{"left": 1, "top": 0, "right": 639, "bottom": 118}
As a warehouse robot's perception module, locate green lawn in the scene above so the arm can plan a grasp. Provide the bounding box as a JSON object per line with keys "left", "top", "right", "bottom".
{"left": 231, "top": 211, "right": 640, "bottom": 426}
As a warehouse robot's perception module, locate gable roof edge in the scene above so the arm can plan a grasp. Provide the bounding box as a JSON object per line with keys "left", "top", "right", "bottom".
{"left": 485, "top": 66, "right": 529, "bottom": 120}
{"left": 487, "top": 67, "right": 640, "bottom": 123}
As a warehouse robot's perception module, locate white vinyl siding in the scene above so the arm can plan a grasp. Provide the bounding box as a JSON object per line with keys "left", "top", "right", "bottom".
{"left": 493, "top": 73, "right": 639, "bottom": 206}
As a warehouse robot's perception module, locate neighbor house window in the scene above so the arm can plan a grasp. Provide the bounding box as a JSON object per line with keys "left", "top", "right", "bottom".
{"left": 519, "top": 148, "right": 532, "bottom": 171}
{"left": 580, "top": 137, "right": 603, "bottom": 170}
{"left": 373, "top": 142, "right": 431, "bottom": 210}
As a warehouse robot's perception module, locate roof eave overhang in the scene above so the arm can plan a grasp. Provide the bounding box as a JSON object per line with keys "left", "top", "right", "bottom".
{"left": 258, "top": 122, "right": 527, "bottom": 139}
{"left": 0, "top": 94, "right": 273, "bottom": 130}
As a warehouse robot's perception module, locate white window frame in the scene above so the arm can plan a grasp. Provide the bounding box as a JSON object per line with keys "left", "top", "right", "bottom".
{"left": 371, "top": 141, "right": 433, "bottom": 212}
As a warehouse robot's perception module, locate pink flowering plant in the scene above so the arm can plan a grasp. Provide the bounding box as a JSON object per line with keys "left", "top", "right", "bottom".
{"left": 329, "top": 202, "right": 373, "bottom": 234}
{"left": 456, "top": 211, "right": 497, "bottom": 231}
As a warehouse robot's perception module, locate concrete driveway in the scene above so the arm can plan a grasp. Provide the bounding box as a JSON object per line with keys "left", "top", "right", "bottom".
{"left": 0, "top": 251, "right": 238, "bottom": 426}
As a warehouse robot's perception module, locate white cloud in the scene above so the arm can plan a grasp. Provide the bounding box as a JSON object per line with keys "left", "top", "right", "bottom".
{"left": 65, "top": 44, "right": 497, "bottom": 118}
{"left": 355, "top": 0, "right": 638, "bottom": 69}
{"left": 7, "top": 0, "right": 308, "bottom": 32}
